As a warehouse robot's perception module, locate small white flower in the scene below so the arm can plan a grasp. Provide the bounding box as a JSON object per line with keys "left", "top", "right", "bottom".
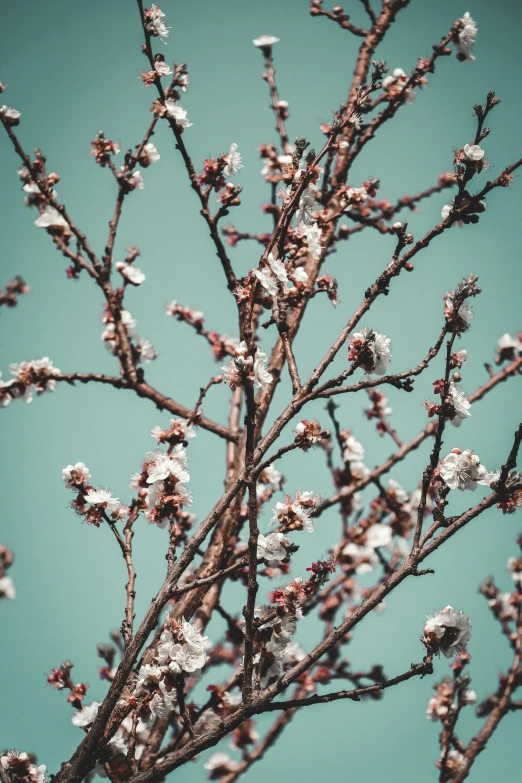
{"left": 291, "top": 266, "right": 309, "bottom": 284}
{"left": 146, "top": 452, "right": 190, "bottom": 485}
{"left": 204, "top": 753, "right": 240, "bottom": 772}
{"left": 439, "top": 449, "right": 489, "bottom": 491}
{"left": 497, "top": 333, "right": 522, "bottom": 352}
{"left": 267, "top": 252, "right": 288, "bottom": 283}
{"left": 165, "top": 99, "right": 192, "bottom": 128}
{"left": 181, "top": 617, "right": 208, "bottom": 650}
{"left": 0, "top": 105, "right": 21, "bottom": 122}
{"left": 455, "top": 12, "right": 477, "bottom": 62}
{"left": 34, "top": 206, "right": 69, "bottom": 230}
{"left": 143, "top": 142, "right": 160, "bottom": 163}
{"left": 154, "top": 60, "right": 172, "bottom": 76}
{"left": 253, "top": 35, "right": 280, "bottom": 48}
{"left": 254, "top": 348, "right": 273, "bottom": 391}
{"left": 253, "top": 267, "right": 278, "bottom": 296}
{"left": 463, "top": 143, "right": 484, "bottom": 162}
{"left": 366, "top": 524, "right": 393, "bottom": 549}
{"left": 257, "top": 532, "right": 289, "bottom": 563}
{"left": 0, "top": 576, "right": 16, "bottom": 599}
{"left": 296, "top": 186, "right": 317, "bottom": 226}
{"left": 128, "top": 171, "right": 144, "bottom": 190}
{"left": 72, "top": 701, "right": 101, "bottom": 727}
{"left": 343, "top": 435, "right": 364, "bottom": 463}
{"left": 301, "top": 222, "right": 322, "bottom": 260}
{"left": 441, "top": 203, "right": 464, "bottom": 228}
{"left": 174, "top": 643, "right": 207, "bottom": 673}
{"left": 424, "top": 606, "right": 471, "bottom": 658}
{"left": 148, "top": 4, "right": 170, "bottom": 42}
{"left": 62, "top": 462, "right": 91, "bottom": 488}
{"left": 223, "top": 142, "right": 243, "bottom": 177}
{"left": 449, "top": 383, "right": 471, "bottom": 427}
{"left": 84, "top": 487, "right": 121, "bottom": 511}
{"left": 116, "top": 262, "right": 146, "bottom": 286}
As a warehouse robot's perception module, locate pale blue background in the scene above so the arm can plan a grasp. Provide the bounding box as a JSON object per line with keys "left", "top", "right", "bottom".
{"left": 1, "top": 1, "right": 521, "bottom": 781}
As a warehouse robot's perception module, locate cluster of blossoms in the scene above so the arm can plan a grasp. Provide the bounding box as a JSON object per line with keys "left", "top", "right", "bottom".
{"left": 382, "top": 67, "right": 418, "bottom": 104}
{"left": 62, "top": 461, "right": 126, "bottom": 527}
{"left": 249, "top": 250, "right": 310, "bottom": 302}
{"left": 71, "top": 701, "right": 149, "bottom": 763}
{"left": 269, "top": 490, "right": 320, "bottom": 533}
{"left": 198, "top": 142, "right": 243, "bottom": 192}
{"left": 221, "top": 341, "right": 272, "bottom": 391}
{"left": 438, "top": 448, "right": 496, "bottom": 491}
{"left": 423, "top": 379, "right": 472, "bottom": 427}
{"left": 133, "top": 615, "right": 208, "bottom": 718}
{"left": 16, "top": 166, "right": 71, "bottom": 239}
{"left": 144, "top": 3, "right": 170, "bottom": 42}
{"left": 443, "top": 275, "right": 480, "bottom": 332}
{"left": 130, "top": 424, "right": 194, "bottom": 526}
{"left": 0, "top": 753, "right": 46, "bottom": 783}
{"left": 423, "top": 606, "right": 472, "bottom": 658}
{"left": 0, "top": 275, "right": 29, "bottom": 309}
{"left": 0, "top": 543, "right": 15, "bottom": 599}
{"left": 294, "top": 419, "right": 328, "bottom": 450}
{"left": 426, "top": 671, "right": 476, "bottom": 723}
{"left": 348, "top": 328, "right": 392, "bottom": 375}
{"left": 0, "top": 357, "right": 60, "bottom": 407}
{"left": 89, "top": 131, "right": 120, "bottom": 167}
{"left": 100, "top": 306, "right": 157, "bottom": 364}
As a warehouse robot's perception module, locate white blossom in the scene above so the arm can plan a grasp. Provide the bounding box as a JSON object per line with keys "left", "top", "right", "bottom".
{"left": 253, "top": 267, "right": 278, "bottom": 297}
{"left": 366, "top": 524, "right": 393, "bottom": 549}
{"left": 84, "top": 487, "right": 121, "bottom": 511}
{"left": 301, "top": 221, "right": 322, "bottom": 260}
{"left": 223, "top": 142, "right": 243, "bottom": 177}
{"left": 463, "top": 143, "right": 484, "bottom": 162}
{"left": 497, "top": 333, "right": 522, "bottom": 352}
{"left": 296, "top": 185, "right": 317, "bottom": 226}
{"left": 146, "top": 451, "right": 190, "bottom": 485}
{"left": 154, "top": 60, "right": 172, "bottom": 76}
{"left": 455, "top": 12, "right": 477, "bottom": 62}
{"left": 143, "top": 142, "right": 160, "bottom": 163}
{"left": 267, "top": 252, "right": 288, "bottom": 283}
{"left": 62, "top": 462, "right": 91, "bottom": 488}
{"left": 424, "top": 606, "right": 471, "bottom": 658}
{"left": 0, "top": 576, "right": 16, "bottom": 599}
{"left": 439, "top": 449, "right": 489, "bottom": 491}
{"left": 449, "top": 383, "right": 471, "bottom": 427}
{"left": 257, "top": 532, "right": 289, "bottom": 563}
{"left": 253, "top": 35, "right": 280, "bottom": 48}
{"left": 441, "top": 203, "right": 464, "bottom": 228}
{"left": 128, "top": 171, "right": 144, "bottom": 190}
{"left": 343, "top": 435, "right": 364, "bottom": 463}
{"left": 72, "top": 701, "right": 101, "bottom": 727}
{"left": 253, "top": 348, "right": 273, "bottom": 391}
{"left": 0, "top": 105, "right": 21, "bottom": 122}
{"left": 165, "top": 100, "right": 192, "bottom": 128}
{"left": 116, "top": 262, "right": 146, "bottom": 286}
{"left": 148, "top": 4, "right": 170, "bottom": 42}
{"left": 34, "top": 206, "right": 69, "bottom": 230}
{"left": 204, "top": 753, "right": 240, "bottom": 773}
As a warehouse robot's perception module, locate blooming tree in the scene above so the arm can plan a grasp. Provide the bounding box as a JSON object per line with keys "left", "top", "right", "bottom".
{"left": 2, "top": 3, "right": 522, "bottom": 783}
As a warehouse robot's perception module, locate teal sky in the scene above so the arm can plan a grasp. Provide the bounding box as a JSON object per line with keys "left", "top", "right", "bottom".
{"left": 1, "top": 1, "right": 521, "bottom": 781}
